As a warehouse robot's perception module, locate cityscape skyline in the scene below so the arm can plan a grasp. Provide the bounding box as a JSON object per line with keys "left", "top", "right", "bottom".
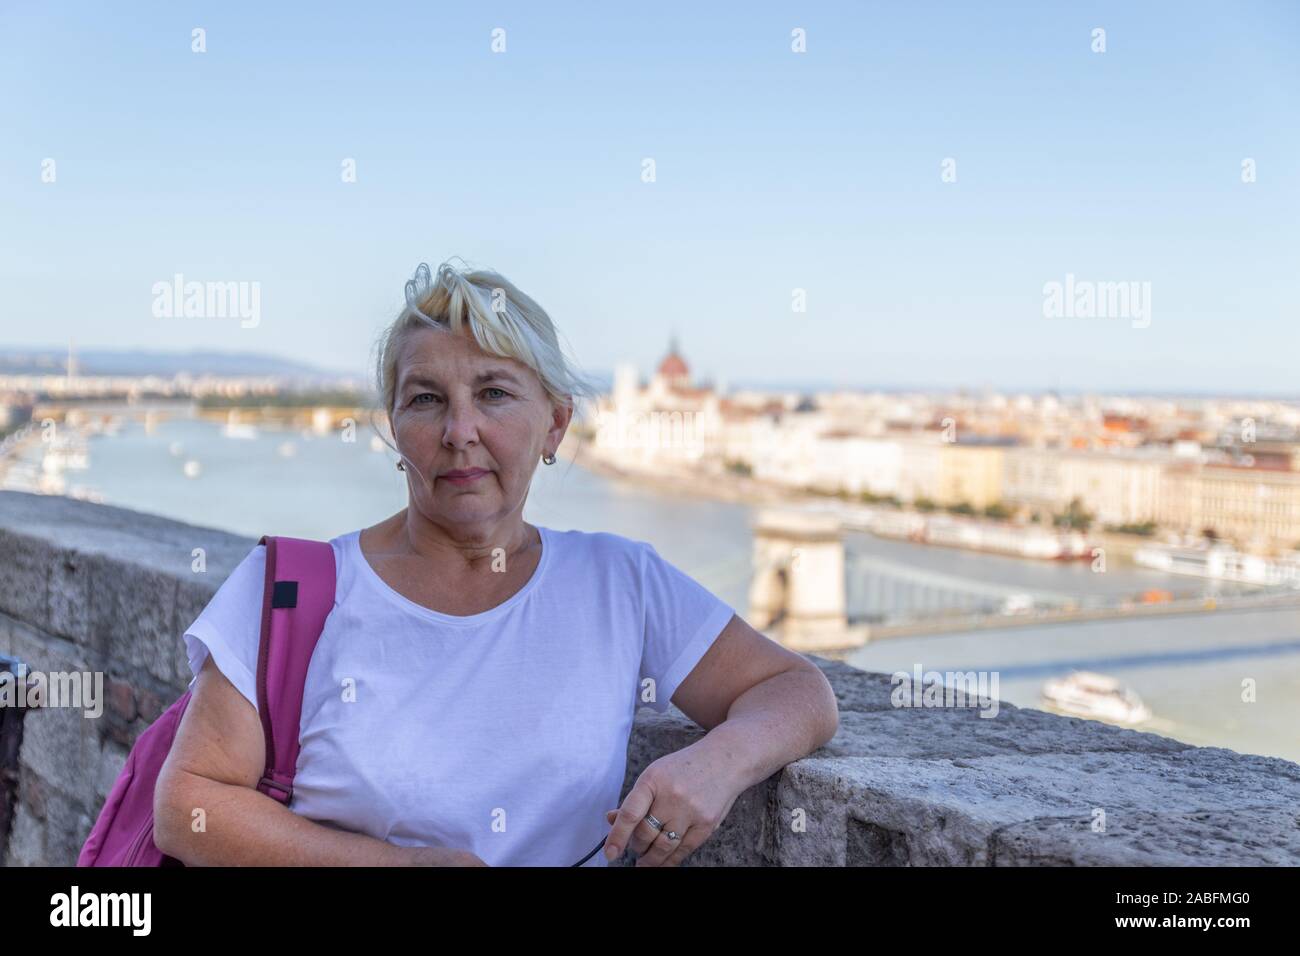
{"left": 7, "top": 331, "right": 1300, "bottom": 560}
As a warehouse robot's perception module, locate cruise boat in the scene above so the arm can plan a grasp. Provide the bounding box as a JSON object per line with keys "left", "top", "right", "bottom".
{"left": 922, "top": 516, "right": 1090, "bottom": 560}
{"left": 1040, "top": 671, "right": 1152, "bottom": 725}
{"left": 221, "top": 422, "right": 259, "bottom": 440}
{"left": 791, "top": 500, "right": 1094, "bottom": 561}
{"left": 41, "top": 436, "right": 89, "bottom": 473}
{"left": 221, "top": 409, "right": 259, "bottom": 440}
{"left": 1134, "top": 543, "right": 1300, "bottom": 588}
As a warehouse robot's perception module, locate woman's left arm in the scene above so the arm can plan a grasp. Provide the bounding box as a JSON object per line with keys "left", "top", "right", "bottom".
{"left": 605, "top": 614, "right": 840, "bottom": 866}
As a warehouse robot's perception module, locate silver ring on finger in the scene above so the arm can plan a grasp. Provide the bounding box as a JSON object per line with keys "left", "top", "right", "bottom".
{"left": 665, "top": 829, "right": 680, "bottom": 841}
{"left": 644, "top": 813, "right": 663, "bottom": 831}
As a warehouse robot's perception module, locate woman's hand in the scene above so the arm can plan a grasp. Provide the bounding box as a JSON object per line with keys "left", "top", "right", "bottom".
{"left": 604, "top": 741, "right": 744, "bottom": 866}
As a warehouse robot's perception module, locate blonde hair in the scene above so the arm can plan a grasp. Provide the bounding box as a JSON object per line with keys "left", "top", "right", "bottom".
{"left": 370, "top": 258, "right": 600, "bottom": 448}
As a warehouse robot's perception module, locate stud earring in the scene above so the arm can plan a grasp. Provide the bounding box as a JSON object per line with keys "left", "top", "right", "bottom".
{"left": 542, "top": 452, "right": 556, "bottom": 465}
{"left": 396, "top": 460, "right": 405, "bottom": 471}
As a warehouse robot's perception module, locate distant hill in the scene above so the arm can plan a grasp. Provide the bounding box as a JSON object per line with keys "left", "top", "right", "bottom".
{"left": 0, "top": 347, "right": 357, "bottom": 381}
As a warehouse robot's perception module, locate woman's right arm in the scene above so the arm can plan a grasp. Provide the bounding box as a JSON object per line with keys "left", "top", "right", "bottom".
{"left": 153, "top": 655, "right": 485, "bottom": 866}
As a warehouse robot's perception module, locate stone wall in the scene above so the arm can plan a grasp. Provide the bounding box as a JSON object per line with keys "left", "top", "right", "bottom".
{"left": 0, "top": 491, "right": 256, "bottom": 864}
{"left": 1, "top": 489, "right": 1297, "bottom": 866}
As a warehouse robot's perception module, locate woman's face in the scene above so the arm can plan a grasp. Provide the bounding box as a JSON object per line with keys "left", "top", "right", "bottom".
{"left": 389, "top": 323, "right": 571, "bottom": 535}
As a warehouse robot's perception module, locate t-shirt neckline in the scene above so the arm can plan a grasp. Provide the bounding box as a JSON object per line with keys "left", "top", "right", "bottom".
{"left": 347, "top": 524, "right": 551, "bottom": 627}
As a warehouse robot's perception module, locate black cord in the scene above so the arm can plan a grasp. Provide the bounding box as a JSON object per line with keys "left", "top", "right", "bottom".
{"left": 571, "top": 835, "right": 608, "bottom": 867}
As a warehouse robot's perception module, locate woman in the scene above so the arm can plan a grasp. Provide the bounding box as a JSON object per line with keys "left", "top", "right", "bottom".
{"left": 154, "top": 259, "right": 839, "bottom": 867}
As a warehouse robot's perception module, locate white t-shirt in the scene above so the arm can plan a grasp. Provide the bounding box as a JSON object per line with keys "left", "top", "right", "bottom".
{"left": 181, "top": 525, "right": 736, "bottom": 867}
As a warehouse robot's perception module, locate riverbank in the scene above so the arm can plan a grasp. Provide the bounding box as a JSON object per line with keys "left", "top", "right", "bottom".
{"left": 565, "top": 438, "right": 833, "bottom": 510}
{"left": 855, "top": 590, "right": 1300, "bottom": 642}
{"left": 564, "top": 439, "right": 1167, "bottom": 568}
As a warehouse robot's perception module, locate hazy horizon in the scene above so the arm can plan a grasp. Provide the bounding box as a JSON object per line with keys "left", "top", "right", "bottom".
{"left": 4, "top": 342, "right": 1300, "bottom": 402}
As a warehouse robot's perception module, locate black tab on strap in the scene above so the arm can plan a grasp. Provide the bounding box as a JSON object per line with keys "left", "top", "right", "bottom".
{"left": 271, "top": 580, "right": 298, "bottom": 609}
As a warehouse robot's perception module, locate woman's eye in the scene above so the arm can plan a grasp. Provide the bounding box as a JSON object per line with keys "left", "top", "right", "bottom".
{"left": 410, "top": 390, "right": 506, "bottom": 405}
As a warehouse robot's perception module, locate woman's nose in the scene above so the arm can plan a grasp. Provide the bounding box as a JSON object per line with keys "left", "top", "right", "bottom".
{"left": 441, "top": 395, "right": 481, "bottom": 448}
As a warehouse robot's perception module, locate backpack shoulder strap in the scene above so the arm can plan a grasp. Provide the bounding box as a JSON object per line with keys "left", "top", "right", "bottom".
{"left": 254, "top": 535, "right": 337, "bottom": 805}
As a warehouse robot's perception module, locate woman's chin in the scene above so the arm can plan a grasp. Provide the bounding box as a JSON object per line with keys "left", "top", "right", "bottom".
{"left": 435, "top": 496, "right": 500, "bottom": 522}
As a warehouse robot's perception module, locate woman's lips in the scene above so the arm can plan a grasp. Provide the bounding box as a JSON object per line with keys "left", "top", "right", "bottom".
{"left": 440, "top": 469, "right": 489, "bottom": 485}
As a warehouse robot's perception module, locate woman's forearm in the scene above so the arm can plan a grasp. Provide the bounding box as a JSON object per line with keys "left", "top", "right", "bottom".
{"left": 693, "top": 664, "right": 839, "bottom": 791}
{"left": 155, "top": 771, "right": 463, "bottom": 866}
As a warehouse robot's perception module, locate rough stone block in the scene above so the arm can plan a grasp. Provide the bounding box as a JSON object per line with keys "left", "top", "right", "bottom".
{"left": 47, "top": 547, "right": 93, "bottom": 646}
{"left": 0, "top": 529, "right": 50, "bottom": 629}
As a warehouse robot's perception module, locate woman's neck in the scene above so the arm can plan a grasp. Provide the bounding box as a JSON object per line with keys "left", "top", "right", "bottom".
{"left": 366, "top": 508, "right": 536, "bottom": 571}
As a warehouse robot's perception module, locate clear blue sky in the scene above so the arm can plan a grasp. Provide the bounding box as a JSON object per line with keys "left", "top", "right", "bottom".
{"left": 2, "top": 1, "right": 1297, "bottom": 394}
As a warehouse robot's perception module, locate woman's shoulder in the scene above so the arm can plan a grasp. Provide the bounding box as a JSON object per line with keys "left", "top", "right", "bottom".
{"left": 228, "top": 533, "right": 355, "bottom": 604}
{"left": 220, "top": 538, "right": 267, "bottom": 586}
{"left": 537, "top": 525, "right": 650, "bottom": 570}
{"left": 326, "top": 529, "right": 358, "bottom": 556}
{"left": 253, "top": 532, "right": 355, "bottom": 575}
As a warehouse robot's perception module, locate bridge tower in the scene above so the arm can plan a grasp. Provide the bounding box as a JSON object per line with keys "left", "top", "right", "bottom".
{"left": 748, "top": 509, "right": 855, "bottom": 652}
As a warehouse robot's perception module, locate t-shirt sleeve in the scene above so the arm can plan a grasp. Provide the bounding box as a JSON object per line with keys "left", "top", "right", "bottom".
{"left": 636, "top": 541, "right": 736, "bottom": 715}
{"left": 182, "top": 542, "right": 266, "bottom": 716}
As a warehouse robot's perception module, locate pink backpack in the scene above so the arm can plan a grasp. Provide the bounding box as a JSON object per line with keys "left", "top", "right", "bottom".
{"left": 77, "top": 536, "right": 336, "bottom": 866}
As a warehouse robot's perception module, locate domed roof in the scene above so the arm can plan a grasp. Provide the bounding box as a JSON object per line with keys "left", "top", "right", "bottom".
{"left": 656, "top": 335, "right": 689, "bottom": 379}
{"left": 657, "top": 352, "right": 689, "bottom": 378}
